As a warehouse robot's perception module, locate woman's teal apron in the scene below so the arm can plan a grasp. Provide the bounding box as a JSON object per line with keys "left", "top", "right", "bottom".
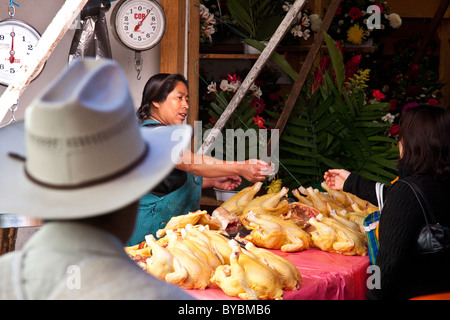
{"left": 126, "top": 119, "right": 203, "bottom": 246}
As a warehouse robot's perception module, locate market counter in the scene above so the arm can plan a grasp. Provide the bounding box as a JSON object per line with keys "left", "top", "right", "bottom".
{"left": 185, "top": 248, "right": 370, "bottom": 300}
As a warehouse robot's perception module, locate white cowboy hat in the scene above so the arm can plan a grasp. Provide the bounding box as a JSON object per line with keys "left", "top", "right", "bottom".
{"left": 0, "top": 58, "right": 191, "bottom": 220}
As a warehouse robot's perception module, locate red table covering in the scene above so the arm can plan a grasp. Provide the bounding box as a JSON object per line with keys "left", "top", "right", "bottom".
{"left": 186, "top": 248, "right": 370, "bottom": 300}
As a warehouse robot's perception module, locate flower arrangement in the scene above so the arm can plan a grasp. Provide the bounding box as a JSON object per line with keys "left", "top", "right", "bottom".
{"left": 265, "top": 32, "right": 399, "bottom": 187}
{"left": 328, "top": 0, "right": 402, "bottom": 45}
{"left": 282, "top": 1, "right": 322, "bottom": 42}
{"left": 366, "top": 38, "right": 444, "bottom": 137}
{"left": 205, "top": 73, "right": 266, "bottom": 130}
{"left": 199, "top": 2, "right": 217, "bottom": 44}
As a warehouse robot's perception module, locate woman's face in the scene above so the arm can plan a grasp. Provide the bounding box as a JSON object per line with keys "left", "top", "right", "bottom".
{"left": 153, "top": 81, "right": 189, "bottom": 125}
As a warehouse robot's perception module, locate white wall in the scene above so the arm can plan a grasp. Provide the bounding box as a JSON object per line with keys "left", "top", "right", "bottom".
{"left": 0, "top": 0, "right": 161, "bottom": 126}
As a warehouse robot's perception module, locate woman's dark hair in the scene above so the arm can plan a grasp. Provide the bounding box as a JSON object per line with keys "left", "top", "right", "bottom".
{"left": 136, "top": 73, "right": 188, "bottom": 122}
{"left": 398, "top": 104, "right": 450, "bottom": 180}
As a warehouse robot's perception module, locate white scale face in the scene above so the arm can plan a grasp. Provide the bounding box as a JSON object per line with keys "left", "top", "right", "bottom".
{"left": 0, "top": 19, "right": 43, "bottom": 86}
{"left": 113, "top": 0, "right": 166, "bottom": 51}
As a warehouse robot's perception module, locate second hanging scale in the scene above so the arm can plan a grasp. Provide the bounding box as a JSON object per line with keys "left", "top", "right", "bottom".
{"left": 111, "top": 0, "right": 166, "bottom": 79}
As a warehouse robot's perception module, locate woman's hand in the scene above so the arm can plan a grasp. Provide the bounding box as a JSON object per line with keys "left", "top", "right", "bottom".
{"left": 323, "top": 169, "right": 351, "bottom": 190}
{"left": 240, "top": 159, "right": 273, "bottom": 183}
{"left": 203, "top": 176, "right": 242, "bottom": 190}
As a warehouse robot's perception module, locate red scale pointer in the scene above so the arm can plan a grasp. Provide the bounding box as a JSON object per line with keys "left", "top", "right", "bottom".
{"left": 9, "top": 27, "right": 15, "bottom": 64}
{"left": 134, "top": 8, "right": 153, "bottom": 33}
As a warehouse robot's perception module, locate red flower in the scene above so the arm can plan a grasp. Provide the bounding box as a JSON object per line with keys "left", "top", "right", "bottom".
{"left": 209, "top": 117, "right": 216, "bottom": 124}
{"left": 268, "top": 93, "right": 280, "bottom": 102}
{"left": 348, "top": 7, "right": 362, "bottom": 20}
{"left": 388, "top": 99, "right": 398, "bottom": 111}
{"left": 389, "top": 124, "right": 399, "bottom": 136}
{"left": 336, "top": 4, "right": 342, "bottom": 15}
{"left": 427, "top": 98, "right": 440, "bottom": 106}
{"left": 253, "top": 115, "right": 267, "bottom": 129}
{"left": 374, "top": 3, "right": 384, "bottom": 13}
{"left": 227, "top": 74, "right": 242, "bottom": 83}
{"left": 372, "top": 89, "right": 386, "bottom": 101}
{"left": 406, "top": 85, "right": 421, "bottom": 97}
{"left": 345, "top": 54, "right": 361, "bottom": 81}
{"left": 250, "top": 97, "right": 266, "bottom": 114}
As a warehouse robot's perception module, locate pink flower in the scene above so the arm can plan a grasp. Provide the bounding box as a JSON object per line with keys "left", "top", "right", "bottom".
{"left": 348, "top": 7, "right": 362, "bottom": 20}
{"left": 250, "top": 97, "right": 266, "bottom": 114}
{"left": 253, "top": 115, "right": 267, "bottom": 129}
{"left": 402, "top": 102, "right": 420, "bottom": 112}
{"left": 372, "top": 90, "right": 386, "bottom": 101}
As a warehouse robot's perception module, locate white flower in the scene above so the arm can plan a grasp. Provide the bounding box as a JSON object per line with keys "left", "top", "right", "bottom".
{"left": 220, "top": 79, "right": 230, "bottom": 91}
{"left": 302, "top": 29, "right": 310, "bottom": 40}
{"left": 309, "top": 14, "right": 322, "bottom": 32}
{"left": 291, "top": 25, "right": 302, "bottom": 38}
{"left": 382, "top": 113, "right": 395, "bottom": 124}
{"left": 388, "top": 13, "right": 402, "bottom": 28}
{"left": 207, "top": 82, "right": 217, "bottom": 94}
{"left": 250, "top": 84, "right": 262, "bottom": 98}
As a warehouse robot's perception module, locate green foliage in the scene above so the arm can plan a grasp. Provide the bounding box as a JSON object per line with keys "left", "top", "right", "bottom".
{"left": 227, "top": 0, "right": 284, "bottom": 41}
{"left": 268, "top": 33, "right": 399, "bottom": 187}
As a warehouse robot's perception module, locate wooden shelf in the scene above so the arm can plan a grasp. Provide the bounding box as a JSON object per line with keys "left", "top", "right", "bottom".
{"left": 199, "top": 53, "right": 260, "bottom": 59}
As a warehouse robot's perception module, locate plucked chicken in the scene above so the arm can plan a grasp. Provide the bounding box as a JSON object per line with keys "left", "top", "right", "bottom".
{"left": 156, "top": 210, "right": 219, "bottom": 238}
{"left": 220, "top": 182, "right": 263, "bottom": 216}
{"left": 242, "top": 187, "right": 289, "bottom": 217}
{"left": 308, "top": 214, "right": 367, "bottom": 256}
{"left": 164, "top": 230, "right": 212, "bottom": 289}
{"left": 242, "top": 211, "right": 311, "bottom": 252}
{"left": 244, "top": 242, "right": 302, "bottom": 290}
{"left": 144, "top": 234, "right": 176, "bottom": 280}
{"left": 210, "top": 240, "right": 284, "bottom": 300}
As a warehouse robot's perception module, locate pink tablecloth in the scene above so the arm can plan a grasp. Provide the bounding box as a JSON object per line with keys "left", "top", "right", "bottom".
{"left": 186, "top": 248, "right": 370, "bottom": 300}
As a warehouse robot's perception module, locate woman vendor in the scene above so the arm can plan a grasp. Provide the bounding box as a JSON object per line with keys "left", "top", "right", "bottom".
{"left": 127, "top": 73, "right": 272, "bottom": 245}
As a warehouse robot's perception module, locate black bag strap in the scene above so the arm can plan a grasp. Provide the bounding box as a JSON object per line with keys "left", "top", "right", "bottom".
{"left": 398, "top": 179, "right": 438, "bottom": 226}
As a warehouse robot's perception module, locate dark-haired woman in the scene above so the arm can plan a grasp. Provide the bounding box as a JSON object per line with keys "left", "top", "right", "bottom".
{"left": 324, "top": 105, "right": 450, "bottom": 300}
{"left": 127, "top": 73, "right": 272, "bottom": 245}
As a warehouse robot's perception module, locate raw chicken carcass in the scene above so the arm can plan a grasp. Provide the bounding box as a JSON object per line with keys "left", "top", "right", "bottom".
{"left": 144, "top": 235, "right": 176, "bottom": 281}
{"left": 242, "top": 211, "right": 311, "bottom": 252}
{"left": 281, "top": 201, "right": 320, "bottom": 229}
{"left": 211, "top": 206, "right": 242, "bottom": 231}
{"left": 308, "top": 215, "right": 367, "bottom": 256}
{"left": 308, "top": 217, "right": 338, "bottom": 252}
{"left": 164, "top": 230, "right": 212, "bottom": 289}
{"left": 220, "top": 182, "right": 263, "bottom": 216}
{"left": 242, "top": 187, "right": 290, "bottom": 217}
{"left": 244, "top": 242, "right": 302, "bottom": 291}
{"left": 210, "top": 240, "right": 284, "bottom": 300}
{"left": 156, "top": 210, "right": 210, "bottom": 238}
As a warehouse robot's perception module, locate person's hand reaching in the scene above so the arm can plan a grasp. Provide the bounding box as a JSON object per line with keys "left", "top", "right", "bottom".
{"left": 323, "top": 169, "right": 351, "bottom": 190}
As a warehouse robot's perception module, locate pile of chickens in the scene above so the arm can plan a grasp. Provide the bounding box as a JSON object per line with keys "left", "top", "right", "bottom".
{"left": 125, "top": 181, "right": 378, "bottom": 299}
{"left": 126, "top": 214, "right": 301, "bottom": 300}
{"left": 218, "top": 181, "right": 377, "bottom": 256}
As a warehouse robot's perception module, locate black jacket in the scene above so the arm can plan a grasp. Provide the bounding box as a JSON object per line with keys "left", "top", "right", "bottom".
{"left": 344, "top": 173, "right": 450, "bottom": 300}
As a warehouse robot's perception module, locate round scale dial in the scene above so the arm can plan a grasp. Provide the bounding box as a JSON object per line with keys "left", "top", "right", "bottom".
{"left": 0, "top": 19, "right": 43, "bottom": 86}
{"left": 112, "top": 0, "right": 166, "bottom": 51}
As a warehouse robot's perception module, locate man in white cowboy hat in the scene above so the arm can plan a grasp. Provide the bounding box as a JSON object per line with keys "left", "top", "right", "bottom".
{"left": 0, "top": 58, "right": 194, "bottom": 299}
